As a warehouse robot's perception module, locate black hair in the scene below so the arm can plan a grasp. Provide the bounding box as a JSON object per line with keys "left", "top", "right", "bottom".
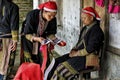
{"left": 93, "top": 17, "right": 100, "bottom": 24}
{"left": 7, "top": 0, "right": 12, "bottom": 2}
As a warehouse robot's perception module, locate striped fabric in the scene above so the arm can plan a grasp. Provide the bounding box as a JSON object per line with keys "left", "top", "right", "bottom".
{"left": 0, "top": 38, "right": 15, "bottom": 75}
{"left": 51, "top": 62, "right": 79, "bottom": 80}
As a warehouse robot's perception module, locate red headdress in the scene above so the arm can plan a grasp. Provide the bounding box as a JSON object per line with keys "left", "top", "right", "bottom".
{"left": 39, "top": 1, "right": 57, "bottom": 12}
{"left": 82, "top": 7, "right": 100, "bottom": 20}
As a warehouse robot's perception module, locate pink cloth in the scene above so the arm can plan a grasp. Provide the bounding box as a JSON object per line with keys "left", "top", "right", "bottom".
{"left": 108, "top": 0, "right": 120, "bottom": 13}
{"left": 95, "top": 0, "right": 104, "bottom": 7}
{"left": 108, "top": 5, "right": 120, "bottom": 13}
{"left": 14, "top": 63, "right": 43, "bottom": 80}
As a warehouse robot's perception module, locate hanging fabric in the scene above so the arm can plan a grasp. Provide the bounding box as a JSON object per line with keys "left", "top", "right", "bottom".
{"left": 108, "top": 0, "right": 120, "bottom": 13}
{"left": 95, "top": 0, "right": 105, "bottom": 7}
{"left": 13, "top": 63, "right": 42, "bottom": 80}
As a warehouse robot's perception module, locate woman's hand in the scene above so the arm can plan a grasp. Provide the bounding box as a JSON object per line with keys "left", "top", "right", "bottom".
{"left": 69, "top": 49, "right": 78, "bottom": 57}
{"left": 32, "top": 37, "right": 45, "bottom": 43}
{"left": 10, "top": 41, "right": 17, "bottom": 52}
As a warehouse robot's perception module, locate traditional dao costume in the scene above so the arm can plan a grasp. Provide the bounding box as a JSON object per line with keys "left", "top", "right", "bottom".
{"left": 21, "top": 1, "right": 58, "bottom": 64}
{"left": 16, "top": 1, "right": 66, "bottom": 80}
{"left": 0, "top": 0, "right": 19, "bottom": 78}
{"left": 50, "top": 7, "right": 104, "bottom": 80}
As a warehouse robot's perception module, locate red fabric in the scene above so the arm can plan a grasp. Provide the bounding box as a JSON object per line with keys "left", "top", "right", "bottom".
{"left": 57, "top": 41, "right": 66, "bottom": 47}
{"left": 14, "top": 44, "right": 51, "bottom": 80}
{"left": 14, "top": 63, "right": 43, "bottom": 80}
{"left": 82, "top": 7, "right": 100, "bottom": 20}
{"left": 40, "top": 45, "right": 48, "bottom": 76}
{"left": 49, "top": 43, "right": 54, "bottom": 50}
{"left": 39, "top": 1, "right": 57, "bottom": 12}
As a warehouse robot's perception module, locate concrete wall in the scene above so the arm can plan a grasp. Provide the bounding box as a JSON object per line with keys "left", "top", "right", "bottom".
{"left": 104, "top": 14, "right": 120, "bottom": 80}
{"left": 104, "top": 52, "right": 120, "bottom": 80}
{"left": 109, "top": 14, "right": 120, "bottom": 48}
{"left": 55, "top": 0, "right": 80, "bottom": 55}
{"left": 39, "top": 0, "right": 48, "bottom": 3}
{"left": 33, "top": 0, "right": 39, "bottom": 9}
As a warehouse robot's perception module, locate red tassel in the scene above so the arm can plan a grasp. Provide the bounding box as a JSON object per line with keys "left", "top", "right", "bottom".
{"left": 57, "top": 41, "right": 66, "bottom": 46}
{"left": 40, "top": 45, "right": 48, "bottom": 75}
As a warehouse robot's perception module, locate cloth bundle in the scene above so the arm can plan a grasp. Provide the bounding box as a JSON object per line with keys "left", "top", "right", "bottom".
{"left": 13, "top": 63, "right": 42, "bottom": 80}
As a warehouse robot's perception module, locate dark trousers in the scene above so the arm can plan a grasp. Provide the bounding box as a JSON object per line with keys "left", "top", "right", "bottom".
{"left": 47, "top": 54, "right": 70, "bottom": 79}
{"left": 47, "top": 53, "right": 86, "bottom": 79}
{"left": 0, "top": 74, "right": 4, "bottom": 80}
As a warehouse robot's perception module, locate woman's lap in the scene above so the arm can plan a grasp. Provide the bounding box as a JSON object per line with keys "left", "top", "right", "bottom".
{"left": 50, "top": 54, "right": 86, "bottom": 79}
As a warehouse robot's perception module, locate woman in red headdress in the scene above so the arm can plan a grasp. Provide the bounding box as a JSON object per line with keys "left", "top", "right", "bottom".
{"left": 18, "top": 1, "right": 66, "bottom": 80}
{"left": 50, "top": 7, "right": 104, "bottom": 80}
{"left": 20, "top": 1, "right": 66, "bottom": 65}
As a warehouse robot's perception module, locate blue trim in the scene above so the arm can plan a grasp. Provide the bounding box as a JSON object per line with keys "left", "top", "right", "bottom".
{"left": 0, "top": 74, "right": 4, "bottom": 80}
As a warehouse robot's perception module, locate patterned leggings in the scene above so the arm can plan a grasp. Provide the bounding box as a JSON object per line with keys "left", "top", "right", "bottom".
{"left": 50, "top": 54, "right": 86, "bottom": 80}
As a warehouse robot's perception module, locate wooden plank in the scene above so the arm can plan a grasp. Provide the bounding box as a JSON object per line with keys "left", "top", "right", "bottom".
{"left": 83, "top": 0, "right": 94, "bottom": 8}
{"left": 95, "top": 5, "right": 105, "bottom": 32}
{"left": 107, "top": 46, "right": 120, "bottom": 56}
